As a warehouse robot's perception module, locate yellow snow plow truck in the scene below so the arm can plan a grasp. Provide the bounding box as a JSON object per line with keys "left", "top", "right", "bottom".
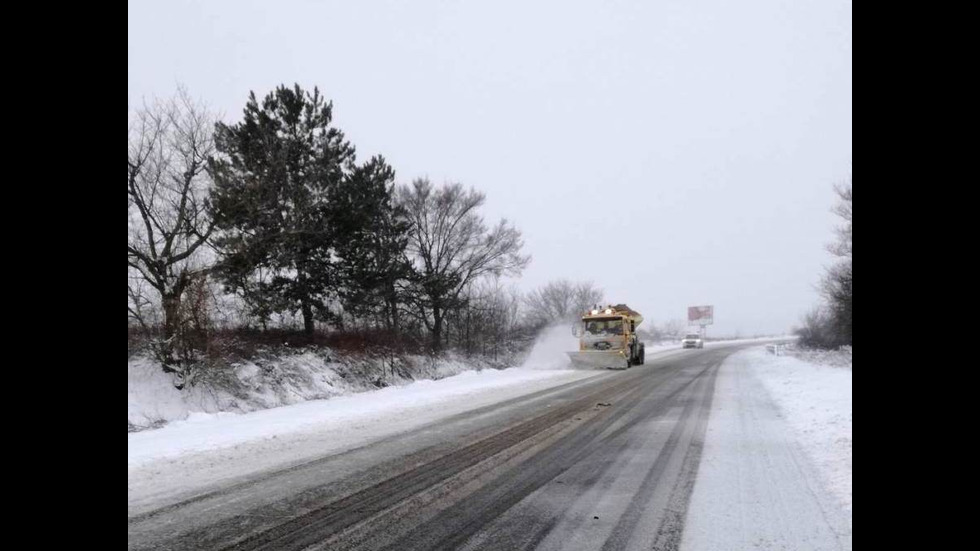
{"left": 567, "top": 304, "right": 646, "bottom": 369}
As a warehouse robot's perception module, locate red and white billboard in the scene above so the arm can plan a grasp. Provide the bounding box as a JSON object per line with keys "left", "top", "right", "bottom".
{"left": 688, "top": 305, "right": 714, "bottom": 325}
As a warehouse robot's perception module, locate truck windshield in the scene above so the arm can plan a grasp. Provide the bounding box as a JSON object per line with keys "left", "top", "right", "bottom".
{"left": 585, "top": 318, "right": 623, "bottom": 335}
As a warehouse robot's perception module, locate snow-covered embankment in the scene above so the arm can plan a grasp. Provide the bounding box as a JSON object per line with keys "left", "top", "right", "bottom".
{"left": 129, "top": 324, "right": 602, "bottom": 511}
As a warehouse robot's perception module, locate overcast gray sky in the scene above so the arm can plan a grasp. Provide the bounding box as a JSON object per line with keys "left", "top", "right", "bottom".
{"left": 129, "top": 0, "right": 851, "bottom": 336}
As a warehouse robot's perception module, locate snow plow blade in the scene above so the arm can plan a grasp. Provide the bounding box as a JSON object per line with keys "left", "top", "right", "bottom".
{"left": 566, "top": 351, "right": 629, "bottom": 370}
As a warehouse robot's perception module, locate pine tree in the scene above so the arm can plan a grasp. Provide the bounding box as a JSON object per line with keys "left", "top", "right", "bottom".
{"left": 210, "top": 84, "right": 355, "bottom": 336}
{"left": 330, "top": 155, "right": 412, "bottom": 332}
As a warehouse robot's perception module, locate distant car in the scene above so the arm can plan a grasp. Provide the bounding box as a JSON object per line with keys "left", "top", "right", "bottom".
{"left": 681, "top": 334, "right": 704, "bottom": 349}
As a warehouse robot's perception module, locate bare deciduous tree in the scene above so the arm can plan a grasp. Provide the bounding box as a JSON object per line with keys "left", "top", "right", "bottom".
{"left": 797, "top": 176, "right": 852, "bottom": 349}
{"left": 822, "top": 178, "right": 852, "bottom": 346}
{"left": 524, "top": 279, "right": 604, "bottom": 327}
{"left": 827, "top": 181, "right": 852, "bottom": 259}
{"left": 128, "top": 88, "right": 217, "bottom": 383}
{"left": 661, "top": 319, "right": 686, "bottom": 340}
{"left": 398, "top": 179, "right": 530, "bottom": 350}
{"left": 446, "top": 277, "right": 524, "bottom": 359}
{"left": 128, "top": 270, "right": 159, "bottom": 331}
{"left": 795, "top": 307, "right": 835, "bottom": 348}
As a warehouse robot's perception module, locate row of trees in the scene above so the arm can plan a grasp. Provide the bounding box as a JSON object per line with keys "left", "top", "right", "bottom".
{"left": 129, "top": 84, "right": 558, "bottom": 382}
{"left": 796, "top": 178, "right": 852, "bottom": 348}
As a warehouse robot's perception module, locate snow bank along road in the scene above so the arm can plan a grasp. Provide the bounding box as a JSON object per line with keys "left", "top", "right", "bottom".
{"left": 129, "top": 342, "right": 843, "bottom": 550}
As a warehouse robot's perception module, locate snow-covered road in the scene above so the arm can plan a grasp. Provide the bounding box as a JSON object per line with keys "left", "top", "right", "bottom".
{"left": 129, "top": 341, "right": 850, "bottom": 551}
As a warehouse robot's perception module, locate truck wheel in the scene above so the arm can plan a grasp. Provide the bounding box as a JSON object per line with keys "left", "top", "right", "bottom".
{"left": 639, "top": 346, "right": 645, "bottom": 364}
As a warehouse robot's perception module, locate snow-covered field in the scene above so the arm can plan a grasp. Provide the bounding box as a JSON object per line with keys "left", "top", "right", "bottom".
{"left": 682, "top": 346, "right": 852, "bottom": 550}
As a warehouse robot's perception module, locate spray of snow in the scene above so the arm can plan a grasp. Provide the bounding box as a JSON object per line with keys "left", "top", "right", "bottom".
{"left": 520, "top": 323, "right": 579, "bottom": 370}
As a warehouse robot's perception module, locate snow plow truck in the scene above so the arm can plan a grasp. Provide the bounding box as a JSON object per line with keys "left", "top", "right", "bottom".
{"left": 567, "top": 304, "right": 646, "bottom": 369}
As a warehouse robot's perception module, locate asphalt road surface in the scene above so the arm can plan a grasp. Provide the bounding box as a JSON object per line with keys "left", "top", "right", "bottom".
{"left": 129, "top": 345, "right": 753, "bottom": 551}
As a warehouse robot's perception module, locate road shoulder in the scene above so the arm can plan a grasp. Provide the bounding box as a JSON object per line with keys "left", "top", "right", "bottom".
{"left": 680, "top": 347, "right": 852, "bottom": 550}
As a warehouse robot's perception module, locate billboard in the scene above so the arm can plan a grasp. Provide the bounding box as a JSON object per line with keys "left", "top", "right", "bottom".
{"left": 688, "top": 305, "right": 714, "bottom": 325}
